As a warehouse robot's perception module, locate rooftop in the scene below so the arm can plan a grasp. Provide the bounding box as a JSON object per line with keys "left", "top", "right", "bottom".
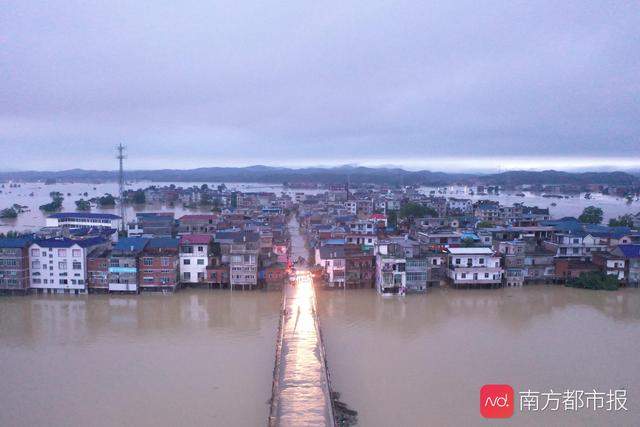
{"left": 447, "top": 247, "right": 494, "bottom": 255}
{"left": 49, "top": 212, "right": 121, "bottom": 219}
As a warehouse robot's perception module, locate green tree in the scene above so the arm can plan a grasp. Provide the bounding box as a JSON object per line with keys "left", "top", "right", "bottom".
{"left": 132, "top": 189, "right": 146, "bottom": 204}
{"left": 578, "top": 206, "right": 603, "bottom": 224}
{"left": 399, "top": 203, "right": 437, "bottom": 219}
{"left": 75, "top": 199, "right": 91, "bottom": 211}
{"left": 608, "top": 214, "right": 634, "bottom": 227}
{"left": 96, "top": 193, "right": 116, "bottom": 207}
{"left": 566, "top": 272, "right": 619, "bottom": 291}
{"left": 40, "top": 192, "right": 64, "bottom": 212}
{"left": 0, "top": 207, "right": 18, "bottom": 218}
{"left": 387, "top": 210, "right": 398, "bottom": 228}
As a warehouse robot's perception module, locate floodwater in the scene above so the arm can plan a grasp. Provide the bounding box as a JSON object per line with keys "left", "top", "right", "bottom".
{"left": 317, "top": 287, "right": 640, "bottom": 426}
{"left": 419, "top": 185, "right": 638, "bottom": 222}
{"left": 0, "top": 290, "right": 281, "bottom": 427}
{"left": 0, "top": 181, "right": 293, "bottom": 233}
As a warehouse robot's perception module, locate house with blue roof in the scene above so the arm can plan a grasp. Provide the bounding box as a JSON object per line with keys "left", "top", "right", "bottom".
{"left": 611, "top": 244, "right": 640, "bottom": 287}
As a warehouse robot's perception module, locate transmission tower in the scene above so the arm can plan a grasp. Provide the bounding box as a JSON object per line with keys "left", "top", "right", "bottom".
{"left": 117, "top": 144, "right": 126, "bottom": 232}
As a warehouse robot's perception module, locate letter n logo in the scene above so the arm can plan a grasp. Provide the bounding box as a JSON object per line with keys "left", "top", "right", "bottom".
{"left": 480, "top": 384, "right": 514, "bottom": 418}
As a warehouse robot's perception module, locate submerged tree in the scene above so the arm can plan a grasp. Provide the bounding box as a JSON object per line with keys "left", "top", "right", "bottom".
{"left": 75, "top": 199, "right": 91, "bottom": 211}
{"left": 578, "top": 206, "right": 603, "bottom": 224}
{"left": 608, "top": 214, "right": 634, "bottom": 227}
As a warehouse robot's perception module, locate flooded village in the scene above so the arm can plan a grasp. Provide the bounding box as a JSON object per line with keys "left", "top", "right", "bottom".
{"left": 1, "top": 176, "right": 640, "bottom": 426}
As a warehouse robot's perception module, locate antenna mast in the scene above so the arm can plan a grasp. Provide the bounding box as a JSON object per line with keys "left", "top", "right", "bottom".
{"left": 117, "top": 144, "right": 126, "bottom": 232}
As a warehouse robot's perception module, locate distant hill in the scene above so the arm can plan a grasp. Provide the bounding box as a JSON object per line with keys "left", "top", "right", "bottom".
{"left": 0, "top": 166, "right": 638, "bottom": 187}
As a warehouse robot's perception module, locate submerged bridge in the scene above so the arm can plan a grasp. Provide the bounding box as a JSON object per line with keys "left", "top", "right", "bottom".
{"left": 268, "top": 270, "right": 336, "bottom": 427}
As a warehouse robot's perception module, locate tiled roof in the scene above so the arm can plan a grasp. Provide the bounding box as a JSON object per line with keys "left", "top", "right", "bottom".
{"left": 31, "top": 237, "right": 107, "bottom": 248}
{"left": 319, "top": 245, "right": 345, "bottom": 259}
{"left": 615, "top": 244, "right": 640, "bottom": 258}
{"left": 0, "top": 238, "right": 32, "bottom": 248}
{"left": 114, "top": 237, "right": 150, "bottom": 253}
{"left": 180, "top": 234, "right": 213, "bottom": 245}
{"left": 146, "top": 238, "right": 179, "bottom": 249}
{"left": 178, "top": 214, "right": 218, "bottom": 222}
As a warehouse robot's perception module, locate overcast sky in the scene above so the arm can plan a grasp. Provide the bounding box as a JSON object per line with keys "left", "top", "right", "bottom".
{"left": 1, "top": 1, "right": 639, "bottom": 171}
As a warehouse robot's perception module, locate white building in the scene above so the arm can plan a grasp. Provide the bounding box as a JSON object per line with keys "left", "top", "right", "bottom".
{"left": 447, "top": 198, "right": 472, "bottom": 214}
{"left": 446, "top": 247, "right": 503, "bottom": 288}
{"left": 179, "top": 234, "right": 213, "bottom": 284}
{"left": 46, "top": 213, "right": 122, "bottom": 230}
{"left": 344, "top": 201, "right": 357, "bottom": 215}
{"left": 29, "top": 237, "right": 109, "bottom": 294}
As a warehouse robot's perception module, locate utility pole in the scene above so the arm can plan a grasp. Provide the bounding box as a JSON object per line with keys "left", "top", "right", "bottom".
{"left": 117, "top": 144, "right": 126, "bottom": 233}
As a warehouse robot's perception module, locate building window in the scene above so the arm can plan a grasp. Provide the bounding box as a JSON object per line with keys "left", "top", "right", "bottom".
{"left": 161, "top": 258, "right": 170, "bottom": 267}
{"left": 58, "top": 249, "right": 67, "bottom": 257}
{"left": 197, "top": 259, "right": 205, "bottom": 265}
{"left": 72, "top": 261, "right": 82, "bottom": 270}
{"left": 143, "top": 258, "right": 153, "bottom": 266}
{"left": 183, "top": 259, "right": 190, "bottom": 265}
{"left": 72, "top": 249, "right": 81, "bottom": 257}
{"left": 455, "top": 258, "right": 461, "bottom": 265}
{"left": 31, "top": 248, "right": 39, "bottom": 257}
{"left": 58, "top": 262, "right": 67, "bottom": 270}
{"left": 479, "top": 258, "right": 484, "bottom": 264}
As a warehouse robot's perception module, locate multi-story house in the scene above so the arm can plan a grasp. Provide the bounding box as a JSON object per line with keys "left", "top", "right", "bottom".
{"left": 417, "top": 230, "right": 461, "bottom": 247}
{"left": 592, "top": 252, "right": 626, "bottom": 282}
{"left": 474, "top": 201, "right": 501, "bottom": 224}
{"left": 315, "top": 245, "right": 345, "bottom": 288}
{"left": 611, "top": 245, "right": 640, "bottom": 287}
{"left": 375, "top": 253, "right": 406, "bottom": 295}
{"left": 0, "top": 238, "right": 31, "bottom": 294}
{"left": 179, "top": 234, "right": 213, "bottom": 285}
{"left": 87, "top": 248, "right": 110, "bottom": 293}
{"left": 228, "top": 232, "right": 259, "bottom": 290}
{"left": 140, "top": 238, "right": 180, "bottom": 292}
{"left": 405, "top": 257, "right": 428, "bottom": 292}
{"left": 446, "top": 247, "right": 503, "bottom": 288}
{"left": 447, "top": 198, "right": 472, "bottom": 214}
{"left": 344, "top": 245, "right": 375, "bottom": 288}
{"left": 108, "top": 237, "right": 150, "bottom": 293}
{"left": 207, "top": 265, "right": 230, "bottom": 288}
{"left": 177, "top": 214, "right": 219, "bottom": 235}
{"left": 29, "top": 237, "right": 108, "bottom": 294}
{"left": 497, "top": 241, "right": 525, "bottom": 287}
{"left": 128, "top": 212, "right": 176, "bottom": 238}
{"left": 544, "top": 231, "right": 607, "bottom": 260}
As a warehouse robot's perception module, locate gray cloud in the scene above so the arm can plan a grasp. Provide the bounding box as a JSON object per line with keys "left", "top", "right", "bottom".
{"left": 1, "top": 0, "right": 639, "bottom": 171}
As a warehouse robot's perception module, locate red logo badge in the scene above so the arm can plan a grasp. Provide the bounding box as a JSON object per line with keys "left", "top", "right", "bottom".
{"left": 480, "top": 384, "right": 514, "bottom": 418}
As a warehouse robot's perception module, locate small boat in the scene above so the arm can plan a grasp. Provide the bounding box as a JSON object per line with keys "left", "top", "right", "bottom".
{"left": 515, "top": 192, "right": 525, "bottom": 197}
{"left": 551, "top": 202, "right": 557, "bottom": 207}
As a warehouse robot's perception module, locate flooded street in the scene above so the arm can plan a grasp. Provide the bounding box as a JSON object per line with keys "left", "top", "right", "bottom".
{"left": 318, "top": 287, "right": 640, "bottom": 426}
{"left": 0, "top": 290, "right": 281, "bottom": 427}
